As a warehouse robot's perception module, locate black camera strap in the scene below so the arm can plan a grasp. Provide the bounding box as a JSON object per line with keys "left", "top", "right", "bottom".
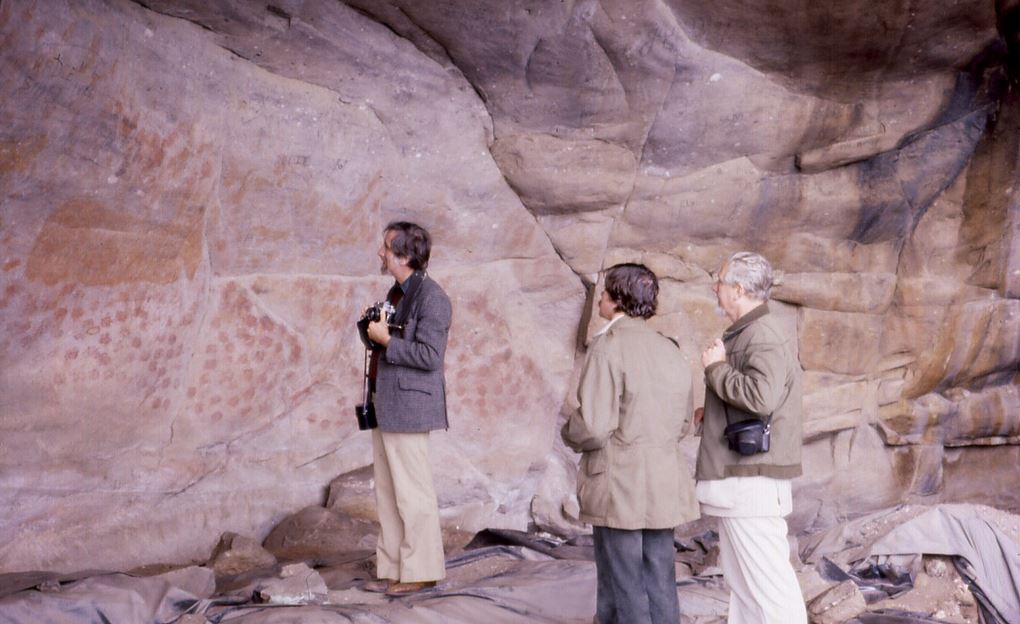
{"left": 361, "top": 347, "right": 372, "bottom": 405}
{"left": 390, "top": 271, "right": 426, "bottom": 329}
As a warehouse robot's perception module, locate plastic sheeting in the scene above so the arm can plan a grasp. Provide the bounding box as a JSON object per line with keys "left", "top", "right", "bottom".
{"left": 802, "top": 504, "right": 1020, "bottom": 624}
{"left": 0, "top": 537, "right": 728, "bottom": 623}
{"left": 0, "top": 567, "right": 216, "bottom": 623}
{"left": 1, "top": 504, "right": 1017, "bottom": 623}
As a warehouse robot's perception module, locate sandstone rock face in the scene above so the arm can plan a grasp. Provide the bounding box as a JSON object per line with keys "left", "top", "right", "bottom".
{"left": 1, "top": 0, "right": 1018, "bottom": 572}
{"left": 0, "top": 0, "right": 581, "bottom": 572}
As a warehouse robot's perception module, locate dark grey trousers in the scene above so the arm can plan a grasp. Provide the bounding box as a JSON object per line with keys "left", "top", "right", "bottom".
{"left": 593, "top": 526, "right": 680, "bottom": 624}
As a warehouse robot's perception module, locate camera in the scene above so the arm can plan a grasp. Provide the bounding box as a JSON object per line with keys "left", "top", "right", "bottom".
{"left": 363, "top": 301, "right": 396, "bottom": 324}
{"left": 357, "top": 301, "right": 402, "bottom": 350}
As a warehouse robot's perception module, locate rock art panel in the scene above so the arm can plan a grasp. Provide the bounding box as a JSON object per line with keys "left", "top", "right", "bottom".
{"left": 0, "top": 0, "right": 582, "bottom": 573}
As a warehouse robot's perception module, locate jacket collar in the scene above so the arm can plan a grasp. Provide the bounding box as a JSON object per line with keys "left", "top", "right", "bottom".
{"left": 723, "top": 301, "right": 769, "bottom": 339}
{"left": 605, "top": 315, "right": 646, "bottom": 334}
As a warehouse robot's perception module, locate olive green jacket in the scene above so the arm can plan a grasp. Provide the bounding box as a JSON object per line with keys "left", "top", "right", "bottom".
{"left": 695, "top": 303, "right": 803, "bottom": 481}
{"left": 561, "top": 316, "right": 700, "bottom": 530}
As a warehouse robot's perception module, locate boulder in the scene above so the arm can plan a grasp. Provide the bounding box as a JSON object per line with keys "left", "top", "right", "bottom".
{"left": 262, "top": 506, "right": 376, "bottom": 565}
{"left": 807, "top": 580, "right": 867, "bottom": 624}
{"left": 208, "top": 533, "right": 277, "bottom": 578}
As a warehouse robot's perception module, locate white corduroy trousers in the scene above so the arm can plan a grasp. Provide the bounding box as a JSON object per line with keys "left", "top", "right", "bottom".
{"left": 716, "top": 515, "right": 807, "bottom": 624}
{"left": 698, "top": 476, "right": 807, "bottom": 624}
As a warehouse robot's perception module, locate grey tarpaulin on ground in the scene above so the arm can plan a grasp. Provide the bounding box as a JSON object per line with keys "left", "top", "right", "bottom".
{"left": 0, "top": 538, "right": 729, "bottom": 623}
{"left": 0, "top": 566, "right": 217, "bottom": 623}
{"left": 1, "top": 504, "right": 1016, "bottom": 623}
{"left": 802, "top": 504, "right": 1020, "bottom": 624}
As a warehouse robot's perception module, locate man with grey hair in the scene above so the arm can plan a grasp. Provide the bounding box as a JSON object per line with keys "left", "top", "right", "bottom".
{"left": 694, "top": 251, "right": 807, "bottom": 623}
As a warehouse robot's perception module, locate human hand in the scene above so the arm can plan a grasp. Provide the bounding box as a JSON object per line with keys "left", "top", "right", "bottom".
{"left": 366, "top": 309, "right": 391, "bottom": 347}
{"left": 701, "top": 338, "right": 725, "bottom": 367}
{"left": 693, "top": 407, "right": 704, "bottom": 428}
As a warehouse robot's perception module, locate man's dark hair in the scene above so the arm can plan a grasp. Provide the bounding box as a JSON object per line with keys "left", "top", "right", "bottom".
{"left": 384, "top": 221, "right": 431, "bottom": 270}
{"left": 604, "top": 263, "right": 658, "bottom": 319}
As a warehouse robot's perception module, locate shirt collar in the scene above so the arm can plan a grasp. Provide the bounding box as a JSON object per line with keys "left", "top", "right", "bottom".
{"left": 595, "top": 313, "right": 627, "bottom": 337}
{"left": 397, "top": 271, "right": 424, "bottom": 294}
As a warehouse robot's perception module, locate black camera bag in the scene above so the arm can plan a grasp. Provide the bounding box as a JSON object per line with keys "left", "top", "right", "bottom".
{"left": 722, "top": 404, "right": 772, "bottom": 456}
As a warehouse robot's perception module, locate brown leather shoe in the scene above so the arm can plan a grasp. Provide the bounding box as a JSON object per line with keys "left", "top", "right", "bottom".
{"left": 384, "top": 580, "right": 437, "bottom": 596}
{"left": 361, "top": 579, "right": 394, "bottom": 593}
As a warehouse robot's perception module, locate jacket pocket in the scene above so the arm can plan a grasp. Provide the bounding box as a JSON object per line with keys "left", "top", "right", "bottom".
{"left": 578, "top": 448, "right": 610, "bottom": 522}
{"left": 397, "top": 376, "right": 433, "bottom": 395}
{"left": 584, "top": 449, "right": 608, "bottom": 476}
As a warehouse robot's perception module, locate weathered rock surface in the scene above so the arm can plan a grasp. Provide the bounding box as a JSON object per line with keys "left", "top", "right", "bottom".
{"left": 0, "top": 0, "right": 1018, "bottom": 572}
{"left": 807, "top": 580, "right": 867, "bottom": 624}
{"left": 208, "top": 533, "right": 277, "bottom": 578}
{"left": 262, "top": 506, "right": 375, "bottom": 565}
{"left": 253, "top": 562, "right": 329, "bottom": 606}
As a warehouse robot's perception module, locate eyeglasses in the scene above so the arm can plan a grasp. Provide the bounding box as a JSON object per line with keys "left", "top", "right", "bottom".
{"left": 710, "top": 272, "right": 738, "bottom": 291}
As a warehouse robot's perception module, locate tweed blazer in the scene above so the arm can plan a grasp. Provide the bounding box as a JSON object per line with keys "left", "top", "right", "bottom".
{"left": 374, "top": 273, "right": 452, "bottom": 433}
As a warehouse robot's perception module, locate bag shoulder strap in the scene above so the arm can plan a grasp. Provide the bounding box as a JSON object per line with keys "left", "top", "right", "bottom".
{"left": 722, "top": 401, "right": 773, "bottom": 429}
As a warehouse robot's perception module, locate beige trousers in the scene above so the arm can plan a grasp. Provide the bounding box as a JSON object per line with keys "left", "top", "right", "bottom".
{"left": 372, "top": 429, "right": 445, "bottom": 582}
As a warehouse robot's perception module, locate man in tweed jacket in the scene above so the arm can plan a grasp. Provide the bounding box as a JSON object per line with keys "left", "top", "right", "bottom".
{"left": 364, "top": 221, "right": 451, "bottom": 596}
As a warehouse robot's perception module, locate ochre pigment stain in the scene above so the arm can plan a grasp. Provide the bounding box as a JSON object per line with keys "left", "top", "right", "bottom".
{"left": 25, "top": 199, "right": 203, "bottom": 286}
{"left": 0, "top": 136, "right": 47, "bottom": 175}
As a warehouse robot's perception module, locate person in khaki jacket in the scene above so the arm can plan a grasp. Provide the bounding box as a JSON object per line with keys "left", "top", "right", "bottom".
{"left": 562, "top": 263, "right": 699, "bottom": 624}
{"left": 695, "top": 251, "right": 807, "bottom": 623}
